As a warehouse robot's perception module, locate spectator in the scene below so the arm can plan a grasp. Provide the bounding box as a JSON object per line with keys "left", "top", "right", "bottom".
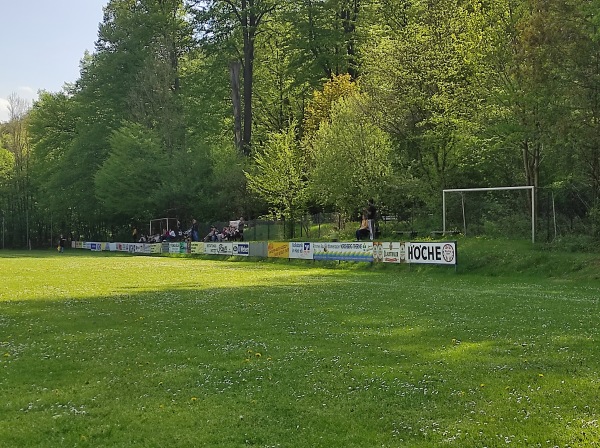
{"left": 237, "top": 217, "right": 245, "bottom": 241}
{"left": 191, "top": 219, "right": 200, "bottom": 242}
{"left": 204, "top": 226, "right": 218, "bottom": 242}
{"left": 367, "top": 198, "right": 377, "bottom": 240}
{"left": 356, "top": 210, "right": 369, "bottom": 241}
{"left": 58, "top": 234, "right": 66, "bottom": 253}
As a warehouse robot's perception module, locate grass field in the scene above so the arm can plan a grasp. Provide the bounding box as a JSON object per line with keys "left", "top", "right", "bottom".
{"left": 1, "top": 248, "right": 599, "bottom": 447}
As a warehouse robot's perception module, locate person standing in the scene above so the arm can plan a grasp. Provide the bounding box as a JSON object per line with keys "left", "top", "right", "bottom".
{"left": 191, "top": 219, "right": 200, "bottom": 242}
{"left": 367, "top": 198, "right": 377, "bottom": 240}
{"left": 237, "top": 217, "right": 245, "bottom": 241}
{"left": 59, "top": 234, "right": 66, "bottom": 253}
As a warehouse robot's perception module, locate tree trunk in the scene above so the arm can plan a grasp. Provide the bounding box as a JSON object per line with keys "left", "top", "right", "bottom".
{"left": 229, "top": 60, "right": 243, "bottom": 153}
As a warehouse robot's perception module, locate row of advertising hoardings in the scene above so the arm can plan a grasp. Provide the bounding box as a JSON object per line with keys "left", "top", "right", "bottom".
{"left": 75, "top": 240, "right": 456, "bottom": 265}
{"left": 280, "top": 241, "right": 456, "bottom": 265}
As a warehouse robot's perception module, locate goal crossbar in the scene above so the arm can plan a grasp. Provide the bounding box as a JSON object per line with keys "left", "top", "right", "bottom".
{"left": 443, "top": 186, "right": 535, "bottom": 243}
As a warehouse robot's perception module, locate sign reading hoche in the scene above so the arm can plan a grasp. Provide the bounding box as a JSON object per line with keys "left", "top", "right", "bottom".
{"left": 406, "top": 241, "right": 457, "bottom": 265}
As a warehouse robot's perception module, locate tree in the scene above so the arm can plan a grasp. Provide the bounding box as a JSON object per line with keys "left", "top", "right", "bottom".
{"left": 28, "top": 91, "right": 78, "bottom": 242}
{"left": 309, "top": 93, "right": 392, "bottom": 217}
{"left": 362, "top": 0, "right": 490, "bottom": 197}
{"left": 191, "top": 0, "right": 279, "bottom": 155}
{"left": 245, "top": 122, "right": 308, "bottom": 221}
{"left": 0, "top": 94, "right": 33, "bottom": 247}
{"left": 94, "top": 123, "right": 167, "bottom": 222}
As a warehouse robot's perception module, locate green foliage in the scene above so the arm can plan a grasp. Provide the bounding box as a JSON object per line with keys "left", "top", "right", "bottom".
{"left": 245, "top": 123, "right": 307, "bottom": 220}
{"left": 309, "top": 93, "right": 392, "bottom": 216}
{"left": 94, "top": 123, "right": 167, "bottom": 222}
{"left": 303, "top": 73, "right": 359, "bottom": 140}
{"left": 363, "top": 0, "right": 490, "bottom": 195}
{"left": 11, "top": 0, "right": 600, "bottom": 245}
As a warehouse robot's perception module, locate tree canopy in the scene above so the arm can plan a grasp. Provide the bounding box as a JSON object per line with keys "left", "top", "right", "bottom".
{"left": 1, "top": 0, "right": 600, "bottom": 246}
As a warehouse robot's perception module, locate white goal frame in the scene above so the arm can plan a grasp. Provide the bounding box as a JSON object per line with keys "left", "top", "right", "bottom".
{"left": 443, "top": 186, "right": 536, "bottom": 243}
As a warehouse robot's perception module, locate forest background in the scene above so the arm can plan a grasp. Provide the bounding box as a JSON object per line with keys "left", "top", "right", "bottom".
{"left": 1, "top": 0, "right": 599, "bottom": 248}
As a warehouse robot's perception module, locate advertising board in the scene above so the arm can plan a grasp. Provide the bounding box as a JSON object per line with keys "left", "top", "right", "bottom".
{"left": 233, "top": 243, "right": 249, "bottom": 256}
{"left": 313, "top": 242, "right": 373, "bottom": 262}
{"left": 289, "top": 242, "right": 313, "bottom": 260}
{"left": 373, "top": 242, "right": 407, "bottom": 263}
{"left": 407, "top": 241, "right": 456, "bottom": 265}
{"left": 268, "top": 242, "right": 290, "bottom": 258}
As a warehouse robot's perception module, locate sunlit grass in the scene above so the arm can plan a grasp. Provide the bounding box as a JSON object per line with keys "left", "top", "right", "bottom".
{"left": 1, "top": 251, "right": 599, "bottom": 447}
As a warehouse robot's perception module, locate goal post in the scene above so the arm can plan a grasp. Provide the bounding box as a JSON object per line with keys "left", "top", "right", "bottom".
{"left": 443, "top": 186, "right": 536, "bottom": 243}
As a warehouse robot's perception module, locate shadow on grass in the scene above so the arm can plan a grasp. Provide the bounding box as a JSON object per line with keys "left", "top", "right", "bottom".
{"left": 1, "top": 265, "right": 599, "bottom": 447}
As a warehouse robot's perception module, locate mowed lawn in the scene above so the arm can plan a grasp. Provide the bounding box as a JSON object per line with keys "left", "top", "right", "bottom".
{"left": 1, "top": 252, "right": 599, "bottom": 447}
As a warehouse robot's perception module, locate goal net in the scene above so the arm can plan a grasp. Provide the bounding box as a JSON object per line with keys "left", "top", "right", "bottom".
{"left": 443, "top": 186, "right": 536, "bottom": 242}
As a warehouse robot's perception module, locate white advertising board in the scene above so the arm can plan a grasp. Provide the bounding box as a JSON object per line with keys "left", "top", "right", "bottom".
{"left": 205, "top": 242, "right": 233, "bottom": 255}
{"left": 373, "top": 242, "right": 407, "bottom": 263}
{"left": 313, "top": 242, "right": 373, "bottom": 262}
{"left": 406, "top": 242, "right": 457, "bottom": 265}
{"left": 289, "top": 242, "right": 314, "bottom": 260}
{"left": 233, "top": 243, "right": 249, "bottom": 256}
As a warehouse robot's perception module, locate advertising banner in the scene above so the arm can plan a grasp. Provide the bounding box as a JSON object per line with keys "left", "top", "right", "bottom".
{"left": 373, "top": 242, "right": 407, "bottom": 263}
{"left": 289, "top": 242, "right": 314, "bottom": 260}
{"left": 116, "top": 243, "right": 130, "bottom": 252}
{"left": 407, "top": 241, "right": 457, "bottom": 265}
{"left": 205, "top": 242, "right": 233, "bottom": 255}
{"left": 268, "top": 242, "right": 290, "bottom": 258}
{"left": 168, "top": 242, "right": 183, "bottom": 254}
{"left": 233, "top": 243, "right": 250, "bottom": 256}
{"left": 190, "top": 242, "right": 204, "bottom": 254}
{"left": 313, "top": 242, "right": 373, "bottom": 262}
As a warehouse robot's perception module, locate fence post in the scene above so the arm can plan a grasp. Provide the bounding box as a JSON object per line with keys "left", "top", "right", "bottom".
{"left": 318, "top": 213, "right": 321, "bottom": 238}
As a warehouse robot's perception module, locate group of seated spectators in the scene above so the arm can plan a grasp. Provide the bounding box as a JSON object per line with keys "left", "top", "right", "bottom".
{"left": 203, "top": 223, "right": 244, "bottom": 242}
{"left": 133, "top": 217, "right": 245, "bottom": 244}
{"left": 136, "top": 229, "right": 183, "bottom": 243}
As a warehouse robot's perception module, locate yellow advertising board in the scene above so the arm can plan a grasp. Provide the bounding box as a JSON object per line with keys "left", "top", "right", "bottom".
{"left": 267, "top": 242, "right": 289, "bottom": 258}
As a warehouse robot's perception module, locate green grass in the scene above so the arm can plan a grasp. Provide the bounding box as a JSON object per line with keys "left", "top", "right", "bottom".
{"left": 1, "top": 247, "right": 599, "bottom": 447}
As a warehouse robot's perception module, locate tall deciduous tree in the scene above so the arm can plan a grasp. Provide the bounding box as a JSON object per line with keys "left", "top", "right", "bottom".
{"left": 95, "top": 123, "right": 167, "bottom": 222}
{"left": 191, "top": 0, "right": 279, "bottom": 155}
{"left": 0, "top": 94, "right": 33, "bottom": 247}
{"left": 245, "top": 122, "right": 308, "bottom": 220}
{"left": 309, "top": 93, "right": 392, "bottom": 217}
{"left": 363, "top": 0, "right": 490, "bottom": 196}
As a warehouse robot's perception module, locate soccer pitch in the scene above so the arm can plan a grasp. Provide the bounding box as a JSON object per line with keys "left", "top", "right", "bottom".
{"left": 1, "top": 252, "right": 599, "bottom": 447}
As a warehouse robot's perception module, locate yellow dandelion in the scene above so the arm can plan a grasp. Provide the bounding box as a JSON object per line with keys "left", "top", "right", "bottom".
{"left": 255, "top": 352, "right": 262, "bottom": 358}
{"left": 538, "top": 373, "right": 544, "bottom": 378}
{"left": 480, "top": 383, "right": 485, "bottom": 388}
{"left": 191, "top": 397, "right": 197, "bottom": 402}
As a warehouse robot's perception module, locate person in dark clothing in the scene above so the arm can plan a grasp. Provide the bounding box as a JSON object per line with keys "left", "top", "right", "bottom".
{"left": 366, "top": 198, "right": 377, "bottom": 240}
{"left": 191, "top": 219, "right": 200, "bottom": 242}
{"left": 59, "top": 235, "right": 66, "bottom": 253}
